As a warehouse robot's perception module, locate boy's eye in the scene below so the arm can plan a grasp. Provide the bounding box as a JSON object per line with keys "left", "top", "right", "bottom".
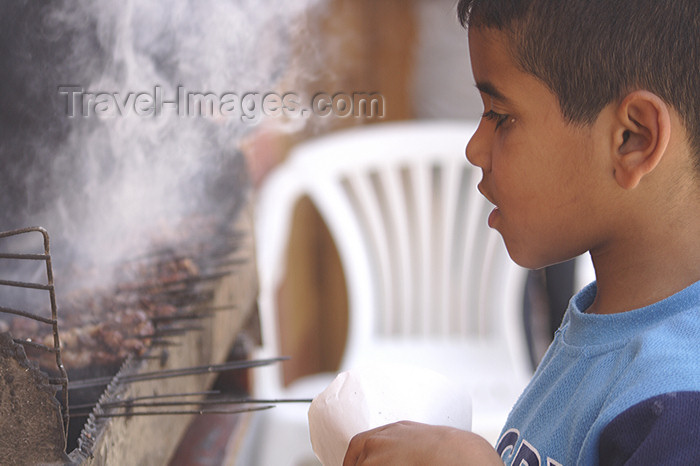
{"left": 481, "top": 109, "right": 511, "bottom": 130}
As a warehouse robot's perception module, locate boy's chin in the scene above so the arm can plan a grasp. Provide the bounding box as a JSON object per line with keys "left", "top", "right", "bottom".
{"left": 503, "top": 242, "right": 569, "bottom": 271}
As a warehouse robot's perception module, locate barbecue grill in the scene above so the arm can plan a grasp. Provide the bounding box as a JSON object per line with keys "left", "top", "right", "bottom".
{"left": 0, "top": 197, "right": 273, "bottom": 465}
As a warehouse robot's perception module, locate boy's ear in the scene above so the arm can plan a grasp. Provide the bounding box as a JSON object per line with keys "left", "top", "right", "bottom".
{"left": 612, "top": 90, "right": 671, "bottom": 189}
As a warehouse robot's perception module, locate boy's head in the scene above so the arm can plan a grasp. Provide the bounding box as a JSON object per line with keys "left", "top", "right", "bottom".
{"left": 458, "top": 0, "right": 700, "bottom": 172}
{"left": 459, "top": 0, "right": 700, "bottom": 271}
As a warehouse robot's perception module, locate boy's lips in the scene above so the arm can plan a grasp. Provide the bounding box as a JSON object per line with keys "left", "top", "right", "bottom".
{"left": 477, "top": 182, "right": 500, "bottom": 228}
{"left": 487, "top": 207, "right": 501, "bottom": 228}
{"left": 477, "top": 182, "right": 497, "bottom": 207}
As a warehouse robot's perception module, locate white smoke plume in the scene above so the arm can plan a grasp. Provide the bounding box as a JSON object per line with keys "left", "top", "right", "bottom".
{"left": 0, "top": 0, "right": 326, "bottom": 299}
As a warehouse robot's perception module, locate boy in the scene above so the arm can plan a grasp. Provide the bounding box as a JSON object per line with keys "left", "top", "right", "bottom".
{"left": 343, "top": 0, "right": 700, "bottom": 464}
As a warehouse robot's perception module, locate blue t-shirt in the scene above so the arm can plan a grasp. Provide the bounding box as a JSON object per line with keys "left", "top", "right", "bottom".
{"left": 496, "top": 280, "right": 700, "bottom": 465}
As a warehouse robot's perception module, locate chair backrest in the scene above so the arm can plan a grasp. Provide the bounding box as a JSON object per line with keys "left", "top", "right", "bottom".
{"left": 254, "top": 120, "right": 531, "bottom": 393}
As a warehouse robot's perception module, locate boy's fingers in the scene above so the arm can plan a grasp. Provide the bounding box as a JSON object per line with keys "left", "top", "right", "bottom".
{"left": 342, "top": 432, "right": 364, "bottom": 466}
{"left": 343, "top": 424, "right": 392, "bottom": 466}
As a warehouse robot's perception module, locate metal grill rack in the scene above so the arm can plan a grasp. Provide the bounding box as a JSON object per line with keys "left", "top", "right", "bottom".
{"left": 0, "top": 209, "right": 309, "bottom": 464}
{"left": 0, "top": 226, "right": 70, "bottom": 436}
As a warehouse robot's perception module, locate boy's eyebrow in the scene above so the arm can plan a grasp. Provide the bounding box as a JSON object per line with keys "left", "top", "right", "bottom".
{"left": 475, "top": 81, "right": 511, "bottom": 104}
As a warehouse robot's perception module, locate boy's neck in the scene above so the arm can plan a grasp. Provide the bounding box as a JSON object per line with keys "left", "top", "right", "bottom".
{"left": 587, "top": 189, "right": 700, "bottom": 315}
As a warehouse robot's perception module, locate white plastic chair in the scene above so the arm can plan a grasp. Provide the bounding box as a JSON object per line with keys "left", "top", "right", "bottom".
{"left": 250, "top": 120, "right": 532, "bottom": 466}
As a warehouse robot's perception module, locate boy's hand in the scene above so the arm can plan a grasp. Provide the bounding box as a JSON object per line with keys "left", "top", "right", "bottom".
{"left": 342, "top": 421, "right": 503, "bottom": 465}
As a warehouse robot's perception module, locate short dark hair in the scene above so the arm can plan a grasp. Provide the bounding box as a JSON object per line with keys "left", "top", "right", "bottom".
{"left": 458, "top": 0, "right": 700, "bottom": 171}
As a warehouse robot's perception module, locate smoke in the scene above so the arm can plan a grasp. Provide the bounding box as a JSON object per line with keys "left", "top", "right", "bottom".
{"left": 0, "top": 0, "right": 326, "bottom": 297}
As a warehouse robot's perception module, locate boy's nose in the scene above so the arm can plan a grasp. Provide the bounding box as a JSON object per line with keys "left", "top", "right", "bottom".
{"left": 465, "top": 123, "right": 490, "bottom": 171}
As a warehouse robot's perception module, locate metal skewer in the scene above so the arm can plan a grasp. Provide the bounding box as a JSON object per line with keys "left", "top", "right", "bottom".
{"left": 92, "top": 405, "right": 274, "bottom": 418}
{"left": 69, "top": 390, "right": 221, "bottom": 411}
{"left": 68, "top": 357, "right": 289, "bottom": 390}
{"left": 69, "top": 395, "right": 312, "bottom": 417}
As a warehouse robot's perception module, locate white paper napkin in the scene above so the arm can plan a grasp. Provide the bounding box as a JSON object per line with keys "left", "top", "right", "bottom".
{"left": 307, "top": 363, "right": 472, "bottom": 466}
